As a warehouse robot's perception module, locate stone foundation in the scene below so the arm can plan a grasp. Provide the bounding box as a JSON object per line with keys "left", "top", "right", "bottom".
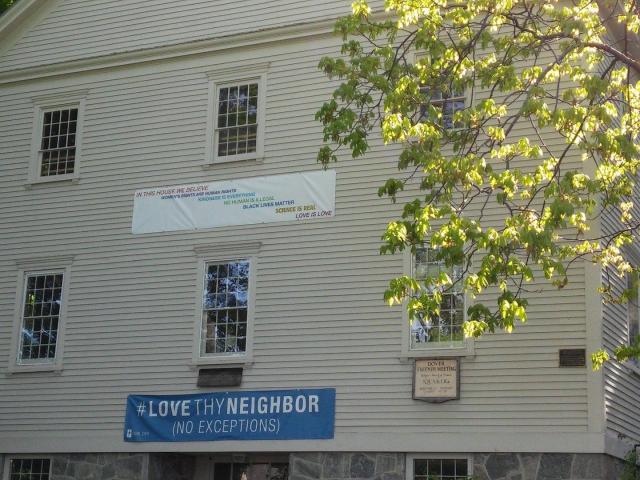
{"left": 473, "top": 453, "right": 627, "bottom": 480}
{"left": 51, "top": 453, "right": 146, "bottom": 480}
{"left": 289, "top": 453, "right": 404, "bottom": 480}
{"left": 148, "top": 453, "right": 196, "bottom": 480}
{"left": 289, "top": 453, "right": 629, "bottom": 480}
{"left": 0, "top": 451, "right": 630, "bottom": 480}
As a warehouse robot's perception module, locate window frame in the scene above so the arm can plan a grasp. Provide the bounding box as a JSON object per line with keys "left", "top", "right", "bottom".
{"left": 3, "top": 456, "right": 53, "bottom": 480}
{"left": 401, "top": 246, "right": 474, "bottom": 358}
{"left": 414, "top": 53, "right": 469, "bottom": 132}
{"left": 405, "top": 454, "right": 473, "bottom": 480}
{"left": 29, "top": 91, "right": 86, "bottom": 184}
{"left": 192, "top": 242, "right": 260, "bottom": 366}
{"left": 8, "top": 256, "right": 73, "bottom": 373}
{"left": 205, "top": 63, "right": 269, "bottom": 165}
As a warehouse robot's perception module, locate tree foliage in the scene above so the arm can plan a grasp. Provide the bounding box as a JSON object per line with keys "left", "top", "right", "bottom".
{"left": 316, "top": 0, "right": 640, "bottom": 366}
{"left": 0, "top": 0, "right": 16, "bottom": 15}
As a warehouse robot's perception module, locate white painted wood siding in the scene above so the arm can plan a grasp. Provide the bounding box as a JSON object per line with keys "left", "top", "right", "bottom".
{"left": 0, "top": 0, "right": 366, "bottom": 71}
{"left": 0, "top": 30, "right": 592, "bottom": 452}
{"left": 601, "top": 213, "right": 640, "bottom": 445}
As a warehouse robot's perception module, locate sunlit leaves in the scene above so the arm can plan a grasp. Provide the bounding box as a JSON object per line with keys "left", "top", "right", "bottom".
{"left": 317, "top": 0, "right": 640, "bottom": 368}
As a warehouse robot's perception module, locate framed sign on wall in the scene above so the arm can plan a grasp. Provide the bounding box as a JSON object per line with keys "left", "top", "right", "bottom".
{"left": 413, "top": 358, "right": 460, "bottom": 403}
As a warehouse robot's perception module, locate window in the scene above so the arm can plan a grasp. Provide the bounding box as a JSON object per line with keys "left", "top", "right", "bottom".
{"left": 410, "top": 245, "right": 465, "bottom": 349}
{"left": 7, "top": 458, "right": 51, "bottom": 480}
{"left": 9, "top": 257, "right": 72, "bottom": 373}
{"left": 18, "top": 272, "right": 64, "bottom": 363}
{"left": 206, "top": 64, "right": 268, "bottom": 164}
{"left": 193, "top": 242, "right": 259, "bottom": 365}
{"left": 216, "top": 82, "right": 259, "bottom": 158}
{"left": 30, "top": 91, "right": 85, "bottom": 183}
{"left": 413, "top": 458, "right": 469, "bottom": 480}
{"left": 39, "top": 107, "right": 78, "bottom": 177}
{"left": 201, "top": 260, "right": 250, "bottom": 356}
{"left": 419, "top": 86, "right": 465, "bottom": 130}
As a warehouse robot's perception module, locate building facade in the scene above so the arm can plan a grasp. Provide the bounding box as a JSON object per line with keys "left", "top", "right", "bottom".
{"left": 0, "top": 1, "right": 639, "bottom": 479}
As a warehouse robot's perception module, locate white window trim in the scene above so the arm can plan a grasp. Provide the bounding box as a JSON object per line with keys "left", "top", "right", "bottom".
{"left": 205, "top": 63, "right": 269, "bottom": 166}
{"left": 191, "top": 242, "right": 261, "bottom": 366}
{"left": 3, "top": 456, "right": 53, "bottom": 480}
{"left": 405, "top": 454, "right": 474, "bottom": 480}
{"left": 401, "top": 247, "right": 475, "bottom": 358}
{"left": 7, "top": 255, "right": 73, "bottom": 374}
{"left": 28, "top": 90, "right": 87, "bottom": 185}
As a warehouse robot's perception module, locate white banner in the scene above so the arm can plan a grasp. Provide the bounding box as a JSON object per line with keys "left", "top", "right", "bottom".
{"left": 132, "top": 170, "right": 336, "bottom": 234}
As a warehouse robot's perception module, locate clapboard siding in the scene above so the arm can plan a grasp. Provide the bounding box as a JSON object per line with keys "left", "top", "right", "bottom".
{"left": 601, "top": 205, "right": 640, "bottom": 444}
{"left": 0, "top": 30, "right": 592, "bottom": 452}
{"left": 0, "top": 0, "right": 375, "bottom": 71}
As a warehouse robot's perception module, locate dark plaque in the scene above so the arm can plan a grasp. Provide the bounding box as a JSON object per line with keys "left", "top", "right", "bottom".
{"left": 197, "top": 367, "right": 243, "bottom": 387}
{"left": 559, "top": 349, "right": 586, "bottom": 367}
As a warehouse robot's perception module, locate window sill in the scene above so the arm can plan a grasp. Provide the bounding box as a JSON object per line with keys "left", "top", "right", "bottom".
{"left": 192, "top": 355, "right": 253, "bottom": 368}
{"left": 402, "top": 343, "right": 474, "bottom": 360}
{"left": 7, "top": 363, "right": 63, "bottom": 374}
{"left": 201, "top": 156, "right": 264, "bottom": 169}
{"left": 24, "top": 175, "right": 79, "bottom": 189}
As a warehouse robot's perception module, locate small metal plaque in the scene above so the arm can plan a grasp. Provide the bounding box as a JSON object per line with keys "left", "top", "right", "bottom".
{"left": 197, "top": 367, "right": 243, "bottom": 387}
{"left": 559, "top": 349, "right": 586, "bottom": 367}
{"left": 413, "top": 358, "right": 460, "bottom": 403}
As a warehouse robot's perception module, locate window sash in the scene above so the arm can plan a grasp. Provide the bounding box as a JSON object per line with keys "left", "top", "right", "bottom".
{"left": 18, "top": 272, "right": 64, "bottom": 364}
{"left": 9, "top": 458, "right": 52, "bottom": 479}
{"left": 215, "top": 82, "right": 259, "bottom": 159}
{"left": 38, "top": 107, "right": 78, "bottom": 177}
{"left": 411, "top": 246, "right": 465, "bottom": 348}
{"left": 200, "top": 260, "right": 250, "bottom": 356}
{"left": 414, "top": 458, "right": 469, "bottom": 480}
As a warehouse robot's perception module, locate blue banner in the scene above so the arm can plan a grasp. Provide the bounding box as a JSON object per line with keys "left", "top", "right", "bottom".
{"left": 124, "top": 388, "right": 335, "bottom": 442}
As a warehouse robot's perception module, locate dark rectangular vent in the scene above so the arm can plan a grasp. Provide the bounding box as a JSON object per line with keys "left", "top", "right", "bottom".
{"left": 197, "top": 367, "right": 243, "bottom": 387}
{"left": 559, "top": 349, "right": 586, "bottom": 367}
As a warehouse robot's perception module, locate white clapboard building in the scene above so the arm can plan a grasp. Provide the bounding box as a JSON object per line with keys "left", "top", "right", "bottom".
{"left": 0, "top": 1, "right": 639, "bottom": 480}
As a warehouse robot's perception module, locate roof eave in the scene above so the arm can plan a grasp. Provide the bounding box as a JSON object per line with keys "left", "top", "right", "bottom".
{"left": 0, "top": 0, "right": 46, "bottom": 42}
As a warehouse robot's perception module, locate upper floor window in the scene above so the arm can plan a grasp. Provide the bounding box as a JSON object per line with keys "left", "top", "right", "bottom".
{"left": 19, "top": 272, "right": 64, "bottom": 364}
{"left": 419, "top": 86, "right": 465, "bottom": 130}
{"left": 216, "top": 82, "right": 259, "bottom": 158}
{"left": 39, "top": 107, "right": 78, "bottom": 177}
{"left": 30, "top": 91, "right": 86, "bottom": 184}
{"left": 7, "top": 458, "right": 51, "bottom": 480}
{"left": 206, "top": 64, "right": 268, "bottom": 164}
{"left": 410, "top": 245, "right": 465, "bottom": 349}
